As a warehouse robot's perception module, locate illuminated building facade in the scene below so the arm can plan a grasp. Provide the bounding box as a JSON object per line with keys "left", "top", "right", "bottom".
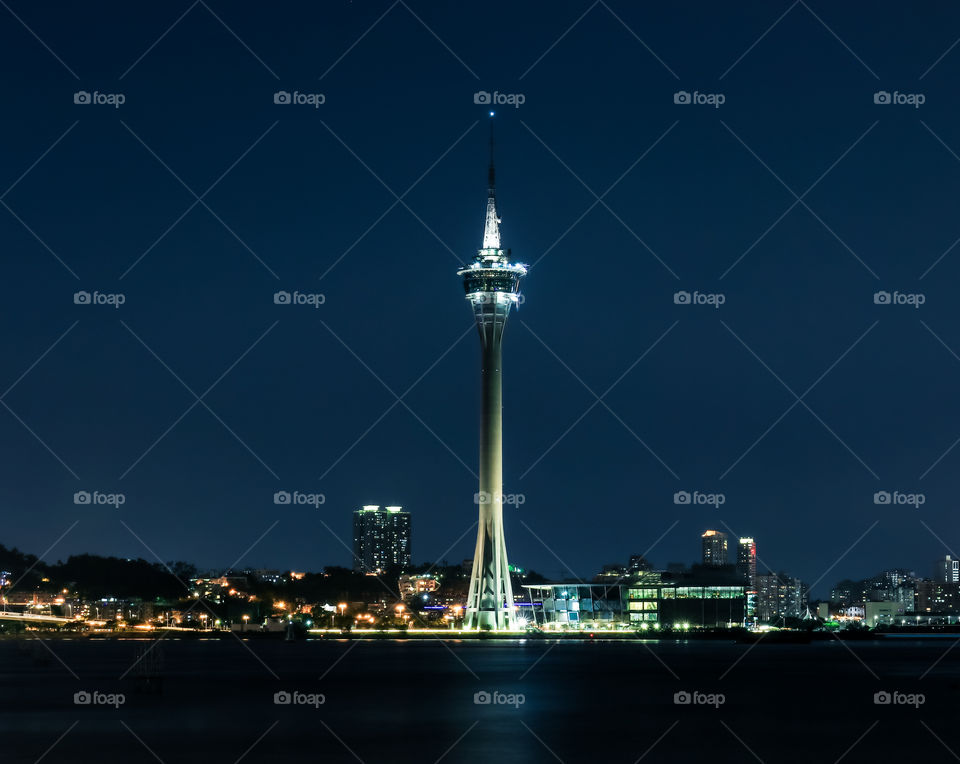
{"left": 756, "top": 572, "right": 808, "bottom": 623}
{"left": 737, "top": 537, "right": 757, "bottom": 622}
{"left": 736, "top": 538, "right": 757, "bottom": 589}
{"left": 458, "top": 122, "right": 527, "bottom": 630}
{"left": 702, "top": 530, "right": 729, "bottom": 567}
{"left": 524, "top": 579, "right": 746, "bottom": 629}
{"left": 352, "top": 505, "right": 411, "bottom": 573}
{"left": 916, "top": 580, "right": 960, "bottom": 613}
{"left": 935, "top": 555, "right": 960, "bottom": 583}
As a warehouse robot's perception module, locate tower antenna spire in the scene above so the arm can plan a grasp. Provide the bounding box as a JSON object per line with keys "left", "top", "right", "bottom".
{"left": 488, "top": 117, "right": 495, "bottom": 193}
{"left": 481, "top": 114, "right": 501, "bottom": 250}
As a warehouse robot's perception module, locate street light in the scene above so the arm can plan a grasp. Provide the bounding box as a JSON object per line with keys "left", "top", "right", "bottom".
{"left": 242, "top": 614, "right": 250, "bottom": 632}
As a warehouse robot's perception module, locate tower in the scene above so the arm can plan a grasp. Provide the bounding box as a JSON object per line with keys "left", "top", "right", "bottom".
{"left": 458, "top": 120, "right": 527, "bottom": 630}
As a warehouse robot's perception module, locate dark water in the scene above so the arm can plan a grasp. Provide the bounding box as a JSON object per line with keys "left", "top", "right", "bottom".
{"left": 1, "top": 637, "right": 958, "bottom": 763}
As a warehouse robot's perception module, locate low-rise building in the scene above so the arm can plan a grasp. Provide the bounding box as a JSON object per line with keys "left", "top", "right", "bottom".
{"left": 524, "top": 574, "right": 746, "bottom": 629}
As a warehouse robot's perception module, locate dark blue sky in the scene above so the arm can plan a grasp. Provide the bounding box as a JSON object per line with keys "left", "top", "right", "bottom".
{"left": 3, "top": 1, "right": 960, "bottom": 595}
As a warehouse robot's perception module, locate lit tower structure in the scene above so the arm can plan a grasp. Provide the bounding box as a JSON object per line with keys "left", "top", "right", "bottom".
{"left": 457, "top": 119, "right": 527, "bottom": 630}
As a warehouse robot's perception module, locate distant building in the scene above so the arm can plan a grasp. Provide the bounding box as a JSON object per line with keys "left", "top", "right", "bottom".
{"left": 701, "top": 530, "right": 728, "bottom": 567}
{"left": 916, "top": 581, "right": 960, "bottom": 614}
{"left": 757, "top": 574, "right": 780, "bottom": 622}
{"left": 398, "top": 574, "right": 438, "bottom": 600}
{"left": 935, "top": 556, "right": 959, "bottom": 584}
{"left": 352, "top": 505, "right": 411, "bottom": 573}
{"left": 252, "top": 569, "right": 284, "bottom": 585}
{"left": 736, "top": 538, "right": 757, "bottom": 590}
{"left": 736, "top": 538, "right": 757, "bottom": 622}
{"left": 864, "top": 601, "right": 905, "bottom": 625}
{"left": 756, "top": 572, "right": 808, "bottom": 623}
{"left": 881, "top": 569, "right": 914, "bottom": 588}
{"left": 783, "top": 576, "right": 808, "bottom": 618}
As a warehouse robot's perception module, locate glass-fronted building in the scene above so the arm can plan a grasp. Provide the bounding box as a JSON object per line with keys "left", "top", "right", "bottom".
{"left": 523, "top": 577, "right": 746, "bottom": 629}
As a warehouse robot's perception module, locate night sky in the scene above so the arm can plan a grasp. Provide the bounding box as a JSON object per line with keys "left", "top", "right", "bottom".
{"left": 3, "top": 1, "right": 960, "bottom": 596}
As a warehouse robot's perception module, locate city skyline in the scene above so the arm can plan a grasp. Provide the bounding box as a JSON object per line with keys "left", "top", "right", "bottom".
{"left": 3, "top": 2, "right": 960, "bottom": 600}
{"left": 7, "top": 5, "right": 960, "bottom": 762}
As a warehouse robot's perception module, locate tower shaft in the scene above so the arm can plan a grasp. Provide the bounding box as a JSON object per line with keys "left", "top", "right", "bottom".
{"left": 465, "top": 299, "right": 515, "bottom": 629}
